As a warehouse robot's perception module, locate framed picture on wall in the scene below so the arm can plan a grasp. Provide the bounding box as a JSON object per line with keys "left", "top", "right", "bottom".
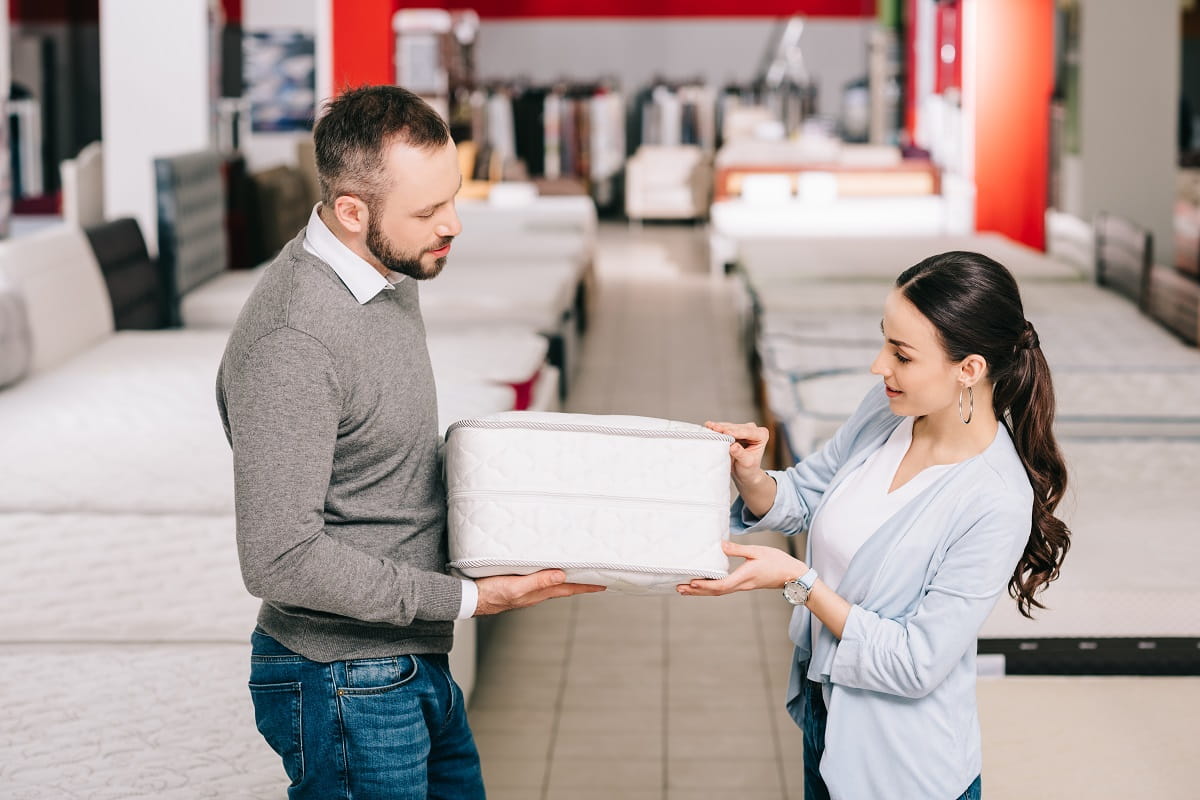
{"left": 243, "top": 30, "right": 316, "bottom": 133}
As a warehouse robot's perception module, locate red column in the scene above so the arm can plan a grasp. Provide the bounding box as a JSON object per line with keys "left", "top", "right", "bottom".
{"left": 972, "top": 0, "right": 1053, "bottom": 249}
{"left": 330, "top": 0, "right": 401, "bottom": 94}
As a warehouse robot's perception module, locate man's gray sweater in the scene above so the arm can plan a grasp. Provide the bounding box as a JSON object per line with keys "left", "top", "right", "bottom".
{"left": 216, "top": 231, "right": 462, "bottom": 663}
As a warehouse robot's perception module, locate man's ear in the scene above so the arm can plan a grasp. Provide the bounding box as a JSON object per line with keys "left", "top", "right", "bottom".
{"left": 960, "top": 354, "right": 988, "bottom": 387}
{"left": 331, "top": 194, "right": 368, "bottom": 234}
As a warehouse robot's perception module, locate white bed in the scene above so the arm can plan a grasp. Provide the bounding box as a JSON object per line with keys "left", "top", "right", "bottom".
{"left": 772, "top": 368, "right": 1200, "bottom": 459}
{"left": 419, "top": 260, "right": 584, "bottom": 396}
{"left": 737, "top": 233, "right": 1086, "bottom": 286}
{"left": 710, "top": 196, "right": 950, "bottom": 278}
{"left": 453, "top": 193, "right": 597, "bottom": 264}
{"left": 0, "top": 641, "right": 285, "bottom": 799}
{"left": 0, "top": 331, "right": 543, "bottom": 515}
{"left": 980, "top": 438, "right": 1200, "bottom": 639}
{"left": 180, "top": 266, "right": 265, "bottom": 329}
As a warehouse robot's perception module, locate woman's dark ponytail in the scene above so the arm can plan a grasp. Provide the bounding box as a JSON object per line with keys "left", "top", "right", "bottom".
{"left": 897, "top": 252, "right": 1071, "bottom": 618}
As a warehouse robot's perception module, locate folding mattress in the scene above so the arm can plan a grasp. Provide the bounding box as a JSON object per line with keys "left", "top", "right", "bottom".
{"left": 444, "top": 412, "right": 735, "bottom": 593}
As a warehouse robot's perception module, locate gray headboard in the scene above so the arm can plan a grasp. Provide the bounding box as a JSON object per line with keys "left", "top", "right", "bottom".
{"left": 155, "top": 150, "right": 229, "bottom": 326}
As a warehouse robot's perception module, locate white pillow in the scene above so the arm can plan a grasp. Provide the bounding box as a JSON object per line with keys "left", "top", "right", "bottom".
{"left": 0, "top": 225, "right": 114, "bottom": 373}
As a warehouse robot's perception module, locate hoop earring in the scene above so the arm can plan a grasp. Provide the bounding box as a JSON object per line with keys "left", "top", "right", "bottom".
{"left": 958, "top": 385, "right": 974, "bottom": 425}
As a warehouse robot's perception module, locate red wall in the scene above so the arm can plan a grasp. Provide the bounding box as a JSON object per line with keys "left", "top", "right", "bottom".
{"left": 330, "top": 0, "right": 875, "bottom": 93}
{"left": 973, "top": 0, "right": 1053, "bottom": 249}
{"left": 331, "top": 0, "right": 397, "bottom": 92}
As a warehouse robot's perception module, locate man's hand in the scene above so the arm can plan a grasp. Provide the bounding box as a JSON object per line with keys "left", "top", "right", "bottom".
{"left": 473, "top": 570, "right": 606, "bottom": 616}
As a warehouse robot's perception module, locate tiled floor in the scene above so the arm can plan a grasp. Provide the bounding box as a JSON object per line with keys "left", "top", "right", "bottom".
{"left": 467, "top": 222, "right": 1200, "bottom": 800}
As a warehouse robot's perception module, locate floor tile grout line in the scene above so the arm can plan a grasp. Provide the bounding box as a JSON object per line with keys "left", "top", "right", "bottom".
{"left": 752, "top": 589, "right": 792, "bottom": 800}
{"left": 541, "top": 598, "right": 581, "bottom": 800}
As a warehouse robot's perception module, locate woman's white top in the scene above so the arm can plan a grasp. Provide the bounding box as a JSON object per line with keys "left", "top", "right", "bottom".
{"left": 808, "top": 416, "right": 955, "bottom": 655}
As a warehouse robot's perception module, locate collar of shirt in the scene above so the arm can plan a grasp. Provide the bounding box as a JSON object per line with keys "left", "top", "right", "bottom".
{"left": 302, "top": 204, "right": 406, "bottom": 305}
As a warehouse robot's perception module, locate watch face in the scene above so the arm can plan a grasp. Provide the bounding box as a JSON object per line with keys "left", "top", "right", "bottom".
{"left": 783, "top": 581, "right": 809, "bottom": 605}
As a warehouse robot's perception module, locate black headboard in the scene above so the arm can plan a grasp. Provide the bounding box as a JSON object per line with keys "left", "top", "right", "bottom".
{"left": 83, "top": 217, "right": 169, "bottom": 330}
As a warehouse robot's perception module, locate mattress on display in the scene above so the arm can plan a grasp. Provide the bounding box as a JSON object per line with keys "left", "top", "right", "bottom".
{"left": 445, "top": 412, "right": 734, "bottom": 593}
{"left": 0, "top": 513, "right": 253, "bottom": 642}
{"left": 737, "top": 233, "right": 1086, "bottom": 285}
{"left": 775, "top": 368, "right": 1200, "bottom": 458}
{"left": 419, "top": 261, "right": 580, "bottom": 332}
{"left": 179, "top": 265, "right": 265, "bottom": 328}
{"left": 980, "top": 438, "right": 1200, "bottom": 640}
{"left": 0, "top": 326, "right": 550, "bottom": 513}
{"left": 0, "top": 330, "right": 235, "bottom": 514}
{"left": 0, "top": 641, "right": 285, "bottom": 798}
{"left": 427, "top": 328, "right": 549, "bottom": 410}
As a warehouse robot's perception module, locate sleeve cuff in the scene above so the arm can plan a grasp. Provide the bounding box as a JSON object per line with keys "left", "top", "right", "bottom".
{"left": 457, "top": 578, "right": 478, "bottom": 619}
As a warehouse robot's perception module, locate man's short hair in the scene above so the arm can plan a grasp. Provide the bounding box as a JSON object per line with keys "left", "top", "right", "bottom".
{"left": 313, "top": 85, "right": 450, "bottom": 207}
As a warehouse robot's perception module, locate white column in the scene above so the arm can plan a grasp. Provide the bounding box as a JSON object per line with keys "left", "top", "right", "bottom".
{"left": 100, "top": 0, "right": 212, "bottom": 253}
{"left": 1076, "top": 0, "right": 1180, "bottom": 263}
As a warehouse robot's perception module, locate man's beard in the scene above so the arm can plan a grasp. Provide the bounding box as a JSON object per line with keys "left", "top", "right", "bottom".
{"left": 366, "top": 212, "right": 451, "bottom": 281}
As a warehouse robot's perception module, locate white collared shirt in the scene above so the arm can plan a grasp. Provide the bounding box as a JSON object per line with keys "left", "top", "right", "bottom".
{"left": 302, "top": 204, "right": 407, "bottom": 303}
{"left": 302, "top": 205, "right": 479, "bottom": 619}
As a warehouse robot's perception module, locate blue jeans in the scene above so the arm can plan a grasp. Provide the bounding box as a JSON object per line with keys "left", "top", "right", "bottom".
{"left": 802, "top": 679, "right": 982, "bottom": 800}
{"left": 248, "top": 628, "right": 485, "bottom": 800}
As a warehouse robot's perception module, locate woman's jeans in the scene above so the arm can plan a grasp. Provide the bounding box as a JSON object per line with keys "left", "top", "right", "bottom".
{"left": 802, "top": 679, "right": 982, "bottom": 800}
{"left": 248, "top": 628, "right": 485, "bottom": 800}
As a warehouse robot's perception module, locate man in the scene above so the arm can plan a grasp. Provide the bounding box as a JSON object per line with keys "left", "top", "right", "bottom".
{"left": 216, "top": 85, "right": 602, "bottom": 799}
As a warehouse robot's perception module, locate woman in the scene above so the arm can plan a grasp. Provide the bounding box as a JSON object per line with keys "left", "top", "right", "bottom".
{"left": 679, "top": 251, "right": 1071, "bottom": 800}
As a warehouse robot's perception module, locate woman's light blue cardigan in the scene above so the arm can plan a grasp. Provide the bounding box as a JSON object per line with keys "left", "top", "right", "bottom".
{"left": 734, "top": 384, "right": 1033, "bottom": 800}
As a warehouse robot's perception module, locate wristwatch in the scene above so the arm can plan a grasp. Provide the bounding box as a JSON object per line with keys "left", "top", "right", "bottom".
{"left": 782, "top": 568, "right": 819, "bottom": 606}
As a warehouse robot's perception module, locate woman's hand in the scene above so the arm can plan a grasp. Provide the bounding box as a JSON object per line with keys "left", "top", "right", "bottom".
{"left": 676, "top": 541, "right": 807, "bottom": 597}
{"left": 704, "top": 420, "right": 770, "bottom": 482}
{"left": 705, "top": 421, "right": 778, "bottom": 519}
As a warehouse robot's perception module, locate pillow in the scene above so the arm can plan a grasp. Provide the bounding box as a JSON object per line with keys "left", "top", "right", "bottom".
{"left": 0, "top": 278, "right": 32, "bottom": 388}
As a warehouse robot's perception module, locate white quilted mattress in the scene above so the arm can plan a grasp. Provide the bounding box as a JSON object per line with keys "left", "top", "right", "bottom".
{"left": 427, "top": 328, "right": 548, "bottom": 386}
{"left": 776, "top": 369, "right": 1200, "bottom": 458}
{"left": 418, "top": 261, "right": 580, "bottom": 332}
{"left": 445, "top": 412, "right": 735, "bottom": 593}
{"left": 0, "top": 512, "right": 254, "bottom": 642}
{"left": 0, "top": 641, "right": 286, "bottom": 799}
{"left": 0, "top": 328, "right": 555, "bottom": 513}
{"left": 738, "top": 233, "right": 1085, "bottom": 284}
{"left": 0, "top": 330, "right": 236, "bottom": 514}
{"left": 180, "top": 266, "right": 266, "bottom": 329}
{"left": 980, "top": 439, "right": 1200, "bottom": 638}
